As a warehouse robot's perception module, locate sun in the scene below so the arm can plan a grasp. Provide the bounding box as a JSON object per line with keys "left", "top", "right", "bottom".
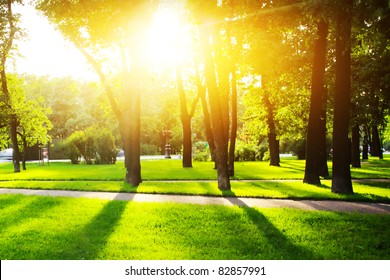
{"left": 145, "top": 7, "right": 192, "bottom": 69}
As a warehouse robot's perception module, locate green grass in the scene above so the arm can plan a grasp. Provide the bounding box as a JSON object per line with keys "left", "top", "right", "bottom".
{"left": 0, "top": 156, "right": 389, "bottom": 202}
{"left": 1, "top": 155, "right": 389, "bottom": 181}
{"left": 0, "top": 194, "right": 389, "bottom": 260}
{"left": 0, "top": 180, "right": 389, "bottom": 202}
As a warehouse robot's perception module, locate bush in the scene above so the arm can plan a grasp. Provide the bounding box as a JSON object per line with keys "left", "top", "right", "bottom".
{"left": 234, "top": 142, "right": 267, "bottom": 161}
{"left": 383, "top": 140, "right": 390, "bottom": 152}
{"left": 66, "top": 127, "right": 117, "bottom": 164}
{"left": 95, "top": 129, "right": 117, "bottom": 164}
{"left": 193, "top": 151, "right": 210, "bottom": 162}
{"left": 62, "top": 140, "right": 81, "bottom": 164}
{"left": 141, "top": 144, "right": 158, "bottom": 155}
{"left": 193, "top": 141, "right": 210, "bottom": 161}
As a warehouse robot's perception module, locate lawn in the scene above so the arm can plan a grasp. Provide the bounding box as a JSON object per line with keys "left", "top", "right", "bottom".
{"left": 1, "top": 155, "right": 389, "bottom": 181}
{"left": 0, "top": 156, "right": 389, "bottom": 202}
{"left": 0, "top": 194, "right": 389, "bottom": 260}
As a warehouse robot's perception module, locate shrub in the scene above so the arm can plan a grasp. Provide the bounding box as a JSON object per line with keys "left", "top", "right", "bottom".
{"left": 66, "top": 127, "right": 117, "bottom": 164}
{"left": 141, "top": 144, "right": 158, "bottom": 155}
{"left": 95, "top": 129, "right": 117, "bottom": 164}
{"left": 234, "top": 141, "right": 266, "bottom": 161}
{"left": 193, "top": 141, "right": 210, "bottom": 161}
{"left": 383, "top": 140, "right": 390, "bottom": 152}
{"left": 193, "top": 151, "right": 210, "bottom": 162}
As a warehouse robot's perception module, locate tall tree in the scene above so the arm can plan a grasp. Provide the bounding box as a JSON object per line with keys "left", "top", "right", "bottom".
{"left": 176, "top": 67, "right": 199, "bottom": 167}
{"left": 36, "top": 0, "right": 155, "bottom": 186}
{"left": 304, "top": 19, "right": 329, "bottom": 185}
{"left": 7, "top": 74, "right": 52, "bottom": 170}
{"left": 198, "top": 21, "right": 231, "bottom": 190}
{"left": 331, "top": 0, "right": 353, "bottom": 194}
{"left": 0, "top": 0, "right": 21, "bottom": 173}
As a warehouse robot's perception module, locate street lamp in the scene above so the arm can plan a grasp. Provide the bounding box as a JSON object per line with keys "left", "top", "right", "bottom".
{"left": 163, "top": 130, "right": 172, "bottom": 159}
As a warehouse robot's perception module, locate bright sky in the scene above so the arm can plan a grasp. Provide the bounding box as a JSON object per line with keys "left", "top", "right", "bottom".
{"left": 13, "top": 4, "right": 98, "bottom": 80}
{"left": 11, "top": 4, "right": 191, "bottom": 80}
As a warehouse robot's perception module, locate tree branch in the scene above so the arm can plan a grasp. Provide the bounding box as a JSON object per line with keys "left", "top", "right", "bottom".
{"left": 75, "top": 44, "right": 122, "bottom": 121}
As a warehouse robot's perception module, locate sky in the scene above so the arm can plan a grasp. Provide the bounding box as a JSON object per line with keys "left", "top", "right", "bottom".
{"left": 12, "top": 4, "right": 98, "bottom": 81}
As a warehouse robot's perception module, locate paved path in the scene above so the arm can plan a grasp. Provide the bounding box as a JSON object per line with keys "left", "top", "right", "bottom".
{"left": 1, "top": 188, "right": 389, "bottom": 214}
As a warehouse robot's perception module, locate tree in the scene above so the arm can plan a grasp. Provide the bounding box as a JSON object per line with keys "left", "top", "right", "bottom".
{"left": 331, "top": 0, "right": 353, "bottom": 194}
{"left": 176, "top": 67, "right": 199, "bottom": 167}
{"left": 351, "top": 0, "right": 390, "bottom": 161}
{"left": 304, "top": 19, "right": 329, "bottom": 185}
{"left": 8, "top": 74, "right": 52, "bottom": 170}
{"left": 198, "top": 20, "right": 231, "bottom": 190}
{"left": 36, "top": 0, "right": 156, "bottom": 186}
{"left": 0, "top": 0, "right": 21, "bottom": 172}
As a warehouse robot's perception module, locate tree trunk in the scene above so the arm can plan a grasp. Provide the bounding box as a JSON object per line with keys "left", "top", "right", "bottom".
{"left": 362, "top": 126, "right": 369, "bottom": 159}
{"left": 1, "top": 0, "right": 18, "bottom": 173}
{"left": 228, "top": 68, "right": 237, "bottom": 176}
{"left": 351, "top": 125, "right": 361, "bottom": 168}
{"left": 331, "top": 0, "right": 353, "bottom": 194}
{"left": 264, "top": 92, "right": 280, "bottom": 167}
{"left": 371, "top": 125, "right": 383, "bottom": 159}
{"left": 304, "top": 20, "right": 329, "bottom": 185}
{"left": 10, "top": 116, "right": 20, "bottom": 173}
{"left": 181, "top": 116, "right": 192, "bottom": 167}
{"left": 199, "top": 24, "right": 231, "bottom": 191}
{"left": 318, "top": 87, "right": 329, "bottom": 177}
{"left": 21, "top": 135, "right": 27, "bottom": 170}
{"left": 176, "top": 68, "right": 198, "bottom": 168}
{"left": 197, "top": 73, "right": 217, "bottom": 166}
{"left": 268, "top": 132, "right": 280, "bottom": 167}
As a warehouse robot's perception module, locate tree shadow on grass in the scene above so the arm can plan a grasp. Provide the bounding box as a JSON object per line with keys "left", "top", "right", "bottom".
{"left": 1, "top": 195, "right": 128, "bottom": 260}
{"left": 0, "top": 195, "right": 62, "bottom": 233}
{"left": 223, "top": 195, "right": 318, "bottom": 259}
{"left": 53, "top": 197, "right": 128, "bottom": 259}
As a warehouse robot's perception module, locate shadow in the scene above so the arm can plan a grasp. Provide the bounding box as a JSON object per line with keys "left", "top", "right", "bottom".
{"left": 1, "top": 194, "right": 128, "bottom": 260}
{"left": 0, "top": 195, "right": 63, "bottom": 233}
{"left": 223, "top": 194, "right": 318, "bottom": 259}
{"left": 120, "top": 181, "right": 139, "bottom": 193}
{"left": 58, "top": 197, "right": 128, "bottom": 259}
{"left": 154, "top": 192, "right": 318, "bottom": 259}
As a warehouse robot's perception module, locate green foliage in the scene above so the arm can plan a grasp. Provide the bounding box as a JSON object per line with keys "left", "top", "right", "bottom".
{"left": 3, "top": 74, "right": 53, "bottom": 154}
{"left": 234, "top": 141, "right": 267, "bottom": 161}
{"left": 140, "top": 144, "right": 158, "bottom": 155}
{"left": 193, "top": 141, "right": 210, "bottom": 161}
{"left": 193, "top": 151, "right": 210, "bottom": 162}
{"left": 95, "top": 128, "right": 117, "bottom": 164}
{"left": 65, "top": 126, "right": 117, "bottom": 164}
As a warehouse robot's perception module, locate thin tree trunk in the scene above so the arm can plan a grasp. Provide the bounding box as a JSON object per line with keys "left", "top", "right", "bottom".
{"left": 264, "top": 92, "right": 280, "bottom": 167}
{"left": 371, "top": 125, "right": 383, "bottom": 159}
{"left": 351, "top": 125, "right": 361, "bottom": 168}
{"left": 362, "top": 126, "right": 369, "bottom": 159}
{"left": 130, "top": 89, "right": 142, "bottom": 185}
{"left": 21, "top": 135, "right": 27, "bottom": 170}
{"left": 228, "top": 69, "right": 237, "bottom": 176}
{"left": 304, "top": 20, "right": 328, "bottom": 185}
{"left": 196, "top": 71, "right": 217, "bottom": 166}
{"left": 331, "top": 0, "right": 353, "bottom": 194}
{"left": 176, "top": 67, "right": 191, "bottom": 167}
{"left": 176, "top": 68, "right": 199, "bottom": 168}
{"left": 10, "top": 116, "right": 20, "bottom": 173}
{"left": 318, "top": 87, "right": 329, "bottom": 177}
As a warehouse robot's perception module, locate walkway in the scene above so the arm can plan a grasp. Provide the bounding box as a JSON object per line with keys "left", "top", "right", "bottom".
{"left": 1, "top": 188, "right": 389, "bottom": 214}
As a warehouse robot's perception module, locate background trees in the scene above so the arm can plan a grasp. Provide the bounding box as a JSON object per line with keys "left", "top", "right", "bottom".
{"left": 1, "top": 0, "right": 389, "bottom": 195}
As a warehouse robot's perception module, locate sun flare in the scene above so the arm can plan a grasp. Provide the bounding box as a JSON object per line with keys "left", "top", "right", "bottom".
{"left": 145, "top": 7, "right": 192, "bottom": 69}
